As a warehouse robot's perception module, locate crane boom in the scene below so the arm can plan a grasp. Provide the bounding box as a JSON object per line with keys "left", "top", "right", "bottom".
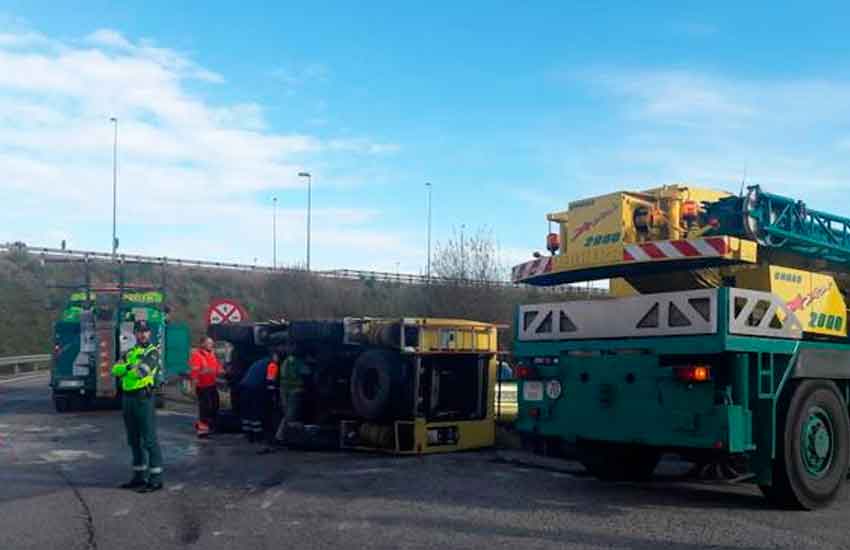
{"left": 738, "top": 185, "right": 850, "bottom": 265}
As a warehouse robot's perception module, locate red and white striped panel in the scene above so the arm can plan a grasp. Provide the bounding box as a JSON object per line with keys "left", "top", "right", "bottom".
{"left": 623, "top": 238, "right": 729, "bottom": 262}
{"left": 511, "top": 257, "right": 553, "bottom": 282}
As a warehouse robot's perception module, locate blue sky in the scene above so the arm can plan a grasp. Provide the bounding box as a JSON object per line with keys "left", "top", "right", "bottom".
{"left": 2, "top": 2, "right": 850, "bottom": 273}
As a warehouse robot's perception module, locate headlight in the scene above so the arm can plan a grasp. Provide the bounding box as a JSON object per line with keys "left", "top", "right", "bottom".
{"left": 545, "top": 380, "right": 563, "bottom": 400}
{"left": 58, "top": 380, "right": 84, "bottom": 388}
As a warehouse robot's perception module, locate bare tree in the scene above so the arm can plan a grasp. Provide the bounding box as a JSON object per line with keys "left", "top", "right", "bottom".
{"left": 432, "top": 226, "right": 507, "bottom": 282}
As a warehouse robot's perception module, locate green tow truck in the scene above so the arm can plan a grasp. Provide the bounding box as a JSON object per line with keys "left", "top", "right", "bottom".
{"left": 511, "top": 184, "right": 850, "bottom": 509}
{"left": 50, "top": 286, "right": 190, "bottom": 412}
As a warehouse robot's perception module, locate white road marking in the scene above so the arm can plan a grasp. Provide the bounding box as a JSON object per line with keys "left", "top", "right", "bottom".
{"left": 113, "top": 509, "right": 130, "bottom": 517}
{"left": 156, "top": 410, "right": 196, "bottom": 418}
{"left": 260, "top": 489, "right": 283, "bottom": 509}
{"left": 37, "top": 450, "right": 104, "bottom": 463}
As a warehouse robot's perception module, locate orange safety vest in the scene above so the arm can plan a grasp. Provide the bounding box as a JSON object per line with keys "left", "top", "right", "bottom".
{"left": 265, "top": 361, "right": 279, "bottom": 389}
{"left": 189, "top": 349, "right": 222, "bottom": 388}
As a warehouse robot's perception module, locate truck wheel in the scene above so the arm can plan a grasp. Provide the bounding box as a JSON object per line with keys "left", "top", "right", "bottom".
{"left": 350, "top": 349, "right": 410, "bottom": 420}
{"left": 53, "top": 395, "right": 71, "bottom": 413}
{"left": 760, "top": 379, "right": 849, "bottom": 510}
{"left": 577, "top": 440, "right": 660, "bottom": 481}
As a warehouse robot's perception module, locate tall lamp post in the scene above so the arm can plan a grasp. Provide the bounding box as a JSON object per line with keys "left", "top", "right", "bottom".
{"left": 110, "top": 117, "right": 118, "bottom": 257}
{"left": 298, "top": 171, "right": 312, "bottom": 271}
{"left": 425, "top": 182, "right": 432, "bottom": 282}
{"left": 272, "top": 197, "right": 278, "bottom": 269}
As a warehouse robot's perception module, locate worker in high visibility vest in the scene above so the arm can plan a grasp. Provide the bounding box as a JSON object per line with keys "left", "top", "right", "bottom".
{"left": 239, "top": 356, "right": 270, "bottom": 442}
{"left": 261, "top": 352, "right": 282, "bottom": 447}
{"left": 188, "top": 336, "right": 222, "bottom": 437}
{"left": 112, "top": 320, "right": 164, "bottom": 493}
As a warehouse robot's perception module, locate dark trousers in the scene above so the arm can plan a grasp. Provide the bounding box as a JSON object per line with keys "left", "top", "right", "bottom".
{"left": 196, "top": 386, "right": 220, "bottom": 429}
{"left": 122, "top": 390, "right": 163, "bottom": 483}
{"left": 263, "top": 388, "right": 282, "bottom": 444}
{"left": 241, "top": 386, "right": 264, "bottom": 441}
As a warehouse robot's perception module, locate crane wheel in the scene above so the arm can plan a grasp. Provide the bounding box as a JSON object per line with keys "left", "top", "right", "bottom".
{"left": 761, "top": 379, "right": 850, "bottom": 510}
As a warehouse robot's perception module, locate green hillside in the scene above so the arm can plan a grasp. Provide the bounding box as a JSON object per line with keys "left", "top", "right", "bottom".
{"left": 0, "top": 249, "right": 591, "bottom": 355}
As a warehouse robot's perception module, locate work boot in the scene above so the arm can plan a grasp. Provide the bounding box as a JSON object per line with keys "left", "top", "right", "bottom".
{"left": 119, "top": 477, "right": 147, "bottom": 490}
{"left": 135, "top": 481, "right": 163, "bottom": 494}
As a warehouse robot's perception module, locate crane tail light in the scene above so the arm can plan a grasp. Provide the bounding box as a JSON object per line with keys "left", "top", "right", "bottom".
{"left": 674, "top": 365, "right": 712, "bottom": 383}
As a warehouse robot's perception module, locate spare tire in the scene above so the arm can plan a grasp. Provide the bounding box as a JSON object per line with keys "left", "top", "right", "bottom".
{"left": 350, "top": 349, "right": 412, "bottom": 420}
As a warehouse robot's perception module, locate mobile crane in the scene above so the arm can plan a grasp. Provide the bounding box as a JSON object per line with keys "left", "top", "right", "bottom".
{"left": 512, "top": 184, "right": 850, "bottom": 509}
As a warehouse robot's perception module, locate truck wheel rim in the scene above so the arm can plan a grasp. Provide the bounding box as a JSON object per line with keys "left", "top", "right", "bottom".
{"left": 801, "top": 406, "right": 834, "bottom": 478}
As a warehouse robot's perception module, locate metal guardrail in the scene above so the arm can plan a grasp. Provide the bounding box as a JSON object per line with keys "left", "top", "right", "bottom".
{"left": 0, "top": 354, "right": 51, "bottom": 376}
{"left": 1, "top": 242, "right": 607, "bottom": 297}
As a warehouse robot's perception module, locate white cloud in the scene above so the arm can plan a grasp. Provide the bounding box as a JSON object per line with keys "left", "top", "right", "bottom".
{"left": 565, "top": 68, "right": 850, "bottom": 204}
{"left": 86, "top": 29, "right": 133, "bottom": 50}
{"left": 0, "top": 26, "right": 405, "bottom": 271}
{"left": 0, "top": 31, "right": 50, "bottom": 48}
{"left": 269, "top": 63, "right": 330, "bottom": 86}
{"left": 327, "top": 138, "right": 402, "bottom": 155}
{"left": 589, "top": 69, "right": 756, "bottom": 127}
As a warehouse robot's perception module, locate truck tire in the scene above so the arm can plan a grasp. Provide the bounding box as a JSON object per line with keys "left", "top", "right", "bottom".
{"left": 577, "top": 440, "right": 660, "bottom": 481}
{"left": 760, "top": 379, "right": 849, "bottom": 510}
{"left": 349, "top": 349, "right": 411, "bottom": 420}
{"left": 53, "top": 395, "right": 71, "bottom": 413}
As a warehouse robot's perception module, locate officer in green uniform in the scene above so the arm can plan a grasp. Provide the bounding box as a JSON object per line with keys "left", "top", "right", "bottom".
{"left": 280, "top": 354, "right": 305, "bottom": 422}
{"left": 112, "top": 320, "right": 164, "bottom": 493}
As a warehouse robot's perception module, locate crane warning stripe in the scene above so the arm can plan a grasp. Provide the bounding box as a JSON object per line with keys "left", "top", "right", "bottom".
{"left": 623, "top": 238, "right": 730, "bottom": 262}
{"left": 511, "top": 257, "right": 553, "bottom": 281}
{"left": 670, "top": 240, "right": 701, "bottom": 257}
{"left": 639, "top": 243, "right": 666, "bottom": 259}
{"left": 705, "top": 237, "right": 728, "bottom": 255}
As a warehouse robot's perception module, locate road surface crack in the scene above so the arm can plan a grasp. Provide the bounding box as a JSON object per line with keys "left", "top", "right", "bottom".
{"left": 56, "top": 466, "right": 98, "bottom": 550}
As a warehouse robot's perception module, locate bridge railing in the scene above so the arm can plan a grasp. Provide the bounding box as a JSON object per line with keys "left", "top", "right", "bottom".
{"left": 1, "top": 242, "right": 606, "bottom": 296}
{"left": 0, "top": 354, "right": 52, "bottom": 377}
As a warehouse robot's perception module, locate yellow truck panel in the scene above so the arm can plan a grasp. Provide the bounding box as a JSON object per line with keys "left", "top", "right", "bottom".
{"left": 513, "top": 185, "right": 757, "bottom": 284}
{"left": 736, "top": 265, "right": 847, "bottom": 337}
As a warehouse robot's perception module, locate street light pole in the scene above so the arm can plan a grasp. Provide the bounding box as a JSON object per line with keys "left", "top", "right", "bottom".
{"left": 425, "top": 182, "right": 432, "bottom": 282}
{"left": 298, "top": 172, "right": 312, "bottom": 271}
{"left": 273, "top": 197, "right": 277, "bottom": 269}
{"left": 110, "top": 117, "right": 118, "bottom": 257}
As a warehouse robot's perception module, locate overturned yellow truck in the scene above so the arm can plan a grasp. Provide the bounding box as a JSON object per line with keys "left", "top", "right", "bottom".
{"left": 211, "top": 317, "right": 501, "bottom": 454}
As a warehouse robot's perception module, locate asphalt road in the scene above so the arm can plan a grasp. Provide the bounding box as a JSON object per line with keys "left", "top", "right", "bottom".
{"left": 2, "top": 374, "right": 850, "bottom": 550}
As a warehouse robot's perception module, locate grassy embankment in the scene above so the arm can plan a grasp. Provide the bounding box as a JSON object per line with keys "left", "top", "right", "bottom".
{"left": 0, "top": 249, "right": 595, "bottom": 355}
